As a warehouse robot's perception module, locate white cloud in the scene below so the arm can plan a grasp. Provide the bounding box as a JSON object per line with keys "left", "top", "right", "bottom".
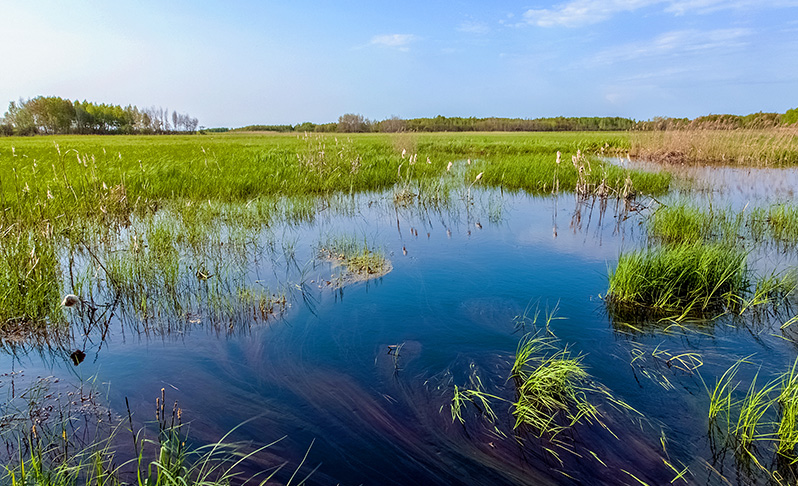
{"left": 369, "top": 34, "right": 418, "bottom": 51}
{"left": 522, "top": 0, "right": 798, "bottom": 27}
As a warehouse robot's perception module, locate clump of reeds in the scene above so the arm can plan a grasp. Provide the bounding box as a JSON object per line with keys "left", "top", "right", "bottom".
{"left": 607, "top": 242, "right": 749, "bottom": 319}
{"left": 510, "top": 333, "right": 604, "bottom": 437}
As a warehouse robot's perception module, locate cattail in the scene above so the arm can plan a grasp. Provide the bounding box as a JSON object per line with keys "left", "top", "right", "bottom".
{"left": 446, "top": 161, "right": 453, "bottom": 171}
{"left": 62, "top": 294, "right": 80, "bottom": 307}
{"left": 556, "top": 151, "right": 561, "bottom": 164}
{"left": 397, "top": 163, "right": 403, "bottom": 177}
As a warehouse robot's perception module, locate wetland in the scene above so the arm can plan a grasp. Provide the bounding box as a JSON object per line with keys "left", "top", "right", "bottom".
{"left": 1, "top": 131, "right": 798, "bottom": 485}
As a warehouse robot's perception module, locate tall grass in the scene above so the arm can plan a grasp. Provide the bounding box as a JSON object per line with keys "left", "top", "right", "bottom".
{"left": 607, "top": 242, "right": 749, "bottom": 319}
{"left": 0, "top": 229, "right": 64, "bottom": 335}
{"left": 648, "top": 201, "right": 798, "bottom": 248}
{"left": 630, "top": 128, "right": 798, "bottom": 166}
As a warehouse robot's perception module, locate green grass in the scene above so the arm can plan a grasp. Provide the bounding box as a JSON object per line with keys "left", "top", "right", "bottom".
{"left": 648, "top": 201, "right": 798, "bottom": 248}
{"left": 607, "top": 242, "right": 749, "bottom": 319}
{"left": 707, "top": 357, "right": 798, "bottom": 460}
{"left": 317, "top": 234, "right": 390, "bottom": 281}
{"left": 510, "top": 333, "right": 610, "bottom": 438}
{"left": 0, "top": 132, "right": 668, "bottom": 231}
{"left": 0, "top": 231, "right": 64, "bottom": 336}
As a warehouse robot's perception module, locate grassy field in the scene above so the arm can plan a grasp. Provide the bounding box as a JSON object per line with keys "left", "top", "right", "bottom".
{"left": 0, "top": 132, "right": 667, "bottom": 228}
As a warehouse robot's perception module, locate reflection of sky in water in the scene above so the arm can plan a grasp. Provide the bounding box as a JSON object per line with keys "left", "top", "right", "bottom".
{"left": 615, "top": 156, "right": 798, "bottom": 208}
{"left": 1, "top": 185, "right": 798, "bottom": 485}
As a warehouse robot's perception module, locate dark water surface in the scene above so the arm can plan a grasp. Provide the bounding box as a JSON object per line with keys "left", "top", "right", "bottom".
{"left": 3, "top": 170, "right": 798, "bottom": 485}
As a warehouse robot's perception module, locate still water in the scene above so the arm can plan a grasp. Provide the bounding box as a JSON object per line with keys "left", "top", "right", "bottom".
{"left": 3, "top": 167, "right": 798, "bottom": 485}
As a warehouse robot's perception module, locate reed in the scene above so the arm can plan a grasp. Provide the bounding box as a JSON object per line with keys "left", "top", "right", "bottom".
{"left": 630, "top": 128, "right": 798, "bottom": 166}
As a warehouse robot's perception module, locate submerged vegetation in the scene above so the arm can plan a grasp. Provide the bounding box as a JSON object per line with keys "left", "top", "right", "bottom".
{"left": 0, "top": 383, "right": 313, "bottom": 486}
{"left": 706, "top": 357, "right": 798, "bottom": 483}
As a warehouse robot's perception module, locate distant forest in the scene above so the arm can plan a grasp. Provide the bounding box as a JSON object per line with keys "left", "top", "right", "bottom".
{"left": 2, "top": 95, "right": 796, "bottom": 136}
{"left": 0, "top": 96, "right": 198, "bottom": 135}
{"left": 228, "top": 109, "right": 798, "bottom": 134}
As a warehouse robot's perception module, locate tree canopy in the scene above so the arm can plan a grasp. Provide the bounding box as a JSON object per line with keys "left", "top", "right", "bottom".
{"left": 0, "top": 96, "right": 198, "bottom": 135}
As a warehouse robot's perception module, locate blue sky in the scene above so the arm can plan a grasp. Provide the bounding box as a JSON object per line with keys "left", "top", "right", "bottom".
{"left": 1, "top": 0, "right": 797, "bottom": 127}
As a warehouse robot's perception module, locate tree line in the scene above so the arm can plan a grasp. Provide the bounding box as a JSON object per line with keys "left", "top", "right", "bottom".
{"left": 3, "top": 96, "right": 795, "bottom": 136}
{"left": 0, "top": 96, "right": 199, "bottom": 135}
{"left": 633, "top": 111, "right": 796, "bottom": 130}
{"left": 235, "top": 110, "right": 798, "bottom": 134}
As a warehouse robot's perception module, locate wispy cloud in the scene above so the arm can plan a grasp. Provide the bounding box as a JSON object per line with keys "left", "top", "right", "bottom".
{"left": 458, "top": 21, "right": 490, "bottom": 34}
{"left": 589, "top": 28, "right": 752, "bottom": 65}
{"left": 665, "top": 0, "right": 798, "bottom": 15}
{"left": 369, "top": 34, "right": 418, "bottom": 51}
{"left": 523, "top": 0, "right": 659, "bottom": 28}
{"left": 522, "top": 0, "right": 798, "bottom": 27}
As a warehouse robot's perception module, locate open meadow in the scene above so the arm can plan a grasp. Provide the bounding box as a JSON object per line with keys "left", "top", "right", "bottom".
{"left": 2, "top": 130, "right": 798, "bottom": 485}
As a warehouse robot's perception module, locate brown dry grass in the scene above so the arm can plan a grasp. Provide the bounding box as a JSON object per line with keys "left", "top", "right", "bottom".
{"left": 629, "top": 128, "right": 798, "bottom": 166}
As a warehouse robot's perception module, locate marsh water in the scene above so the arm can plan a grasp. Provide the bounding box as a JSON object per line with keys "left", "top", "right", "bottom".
{"left": 3, "top": 163, "right": 798, "bottom": 485}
